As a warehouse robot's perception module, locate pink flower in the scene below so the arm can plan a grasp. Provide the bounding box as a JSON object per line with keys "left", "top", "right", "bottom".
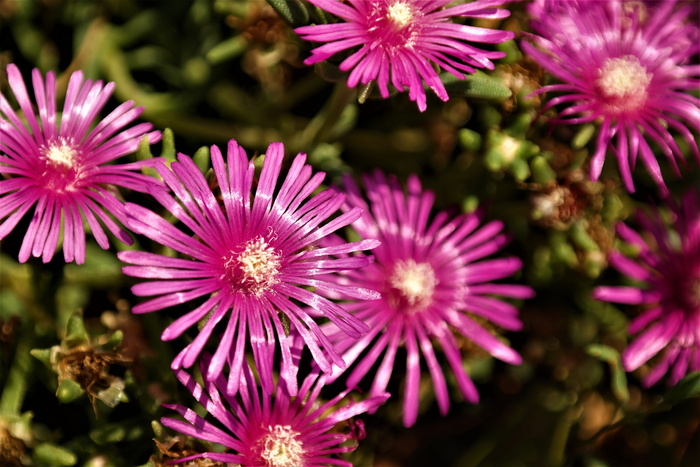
{"left": 0, "top": 64, "right": 161, "bottom": 264}
{"left": 117, "top": 140, "right": 380, "bottom": 395}
{"left": 523, "top": 0, "right": 700, "bottom": 193}
{"left": 161, "top": 355, "right": 389, "bottom": 466}
{"left": 295, "top": 0, "right": 514, "bottom": 111}
{"left": 593, "top": 191, "right": 700, "bottom": 387}
{"left": 319, "top": 172, "right": 534, "bottom": 426}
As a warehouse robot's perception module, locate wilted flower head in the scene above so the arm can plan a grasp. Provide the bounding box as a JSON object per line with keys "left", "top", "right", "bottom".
{"left": 320, "top": 172, "right": 534, "bottom": 426}
{"left": 0, "top": 64, "right": 161, "bottom": 264}
{"left": 118, "top": 140, "right": 380, "bottom": 396}
{"left": 295, "top": 0, "right": 514, "bottom": 111}
{"left": 593, "top": 191, "right": 700, "bottom": 386}
{"left": 523, "top": 0, "right": 700, "bottom": 193}
{"left": 161, "top": 355, "right": 389, "bottom": 466}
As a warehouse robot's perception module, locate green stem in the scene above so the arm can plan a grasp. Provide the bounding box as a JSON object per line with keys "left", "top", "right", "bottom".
{"left": 547, "top": 405, "right": 581, "bottom": 467}
{"left": 297, "top": 81, "right": 356, "bottom": 149}
{"left": 0, "top": 322, "right": 34, "bottom": 416}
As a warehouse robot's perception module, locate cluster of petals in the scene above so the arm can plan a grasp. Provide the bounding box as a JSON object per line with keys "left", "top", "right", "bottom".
{"left": 593, "top": 191, "right": 700, "bottom": 386}
{"left": 295, "top": 0, "right": 514, "bottom": 111}
{"left": 118, "top": 139, "right": 380, "bottom": 396}
{"left": 523, "top": 0, "right": 700, "bottom": 193}
{"left": 318, "top": 172, "right": 534, "bottom": 427}
{"left": 0, "top": 64, "right": 161, "bottom": 264}
{"left": 162, "top": 355, "right": 389, "bottom": 466}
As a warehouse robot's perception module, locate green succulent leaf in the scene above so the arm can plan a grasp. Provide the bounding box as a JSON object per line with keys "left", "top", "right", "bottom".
{"left": 440, "top": 71, "right": 512, "bottom": 101}
{"left": 267, "top": 0, "right": 310, "bottom": 27}
{"left": 663, "top": 371, "right": 700, "bottom": 405}
{"left": 586, "top": 344, "right": 629, "bottom": 403}
{"left": 33, "top": 443, "right": 77, "bottom": 466}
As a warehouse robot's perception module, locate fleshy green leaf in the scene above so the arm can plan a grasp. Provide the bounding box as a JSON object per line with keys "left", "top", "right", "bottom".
{"left": 441, "top": 71, "right": 512, "bottom": 101}
{"left": 64, "top": 312, "right": 89, "bottom": 348}
{"left": 193, "top": 146, "right": 211, "bottom": 174}
{"left": 586, "top": 344, "right": 629, "bottom": 403}
{"left": 530, "top": 155, "right": 556, "bottom": 184}
{"left": 33, "top": 443, "right": 77, "bottom": 466}
{"left": 56, "top": 378, "right": 85, "bottom": 404}
{"left": 663, "top": 371, "right": 700, "bottom": 405}
{"left": 160, "top": 128, "right": 177, "bottom": 163}
{"left": 267, "top": 0, "right": 310, "bottom": 27}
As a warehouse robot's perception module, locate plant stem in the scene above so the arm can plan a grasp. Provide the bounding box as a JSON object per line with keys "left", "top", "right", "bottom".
{"left": 0, "top": 323, "right": 34, "bottom": 417}
{"left": 297, "top": 80, "right": 356, "bottom": 149}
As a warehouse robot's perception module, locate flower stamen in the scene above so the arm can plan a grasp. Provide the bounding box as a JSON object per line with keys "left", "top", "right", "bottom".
{"left": 387, "top": 259, "right": 437, "bottom": 312}
{"left": 260, "top": 425, "right": 304, "bottom": 467}
{"left": 42, "top": 141, "right": 78, "bottom": 168}
{"left": 387, "top": 1, "right": 414, "bottom": 29}
{"left": 222, "top": 237, "right": 281, "bottom": 294}
{"left": 596, "top": 56, "right": 652, "bottom": 112}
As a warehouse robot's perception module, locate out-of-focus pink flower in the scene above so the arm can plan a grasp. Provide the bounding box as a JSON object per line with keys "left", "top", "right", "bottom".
{"left": 523, "top": 0, "right": 700, "bottom": 193}
{"left": 0, "top": 64, "right": 161, "bottom": 264}
{"left": 594, "top": 191, "right": 700, "bottom": 386}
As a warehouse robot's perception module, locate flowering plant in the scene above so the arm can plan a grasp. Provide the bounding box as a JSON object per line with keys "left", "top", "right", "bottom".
{"left": 1, "top": 1, "right": 698, "bottom": 466}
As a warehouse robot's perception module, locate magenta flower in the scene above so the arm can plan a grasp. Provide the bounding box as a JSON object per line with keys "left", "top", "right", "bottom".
{"left": 161, "top": 355, "right": 389, "bottom": 466}
{"left": 117, "top": 140, "right": 380, "bottom": 395}
{"left": 523, "top": 0, "right": 700, "bottom": 193}
{"left": 593, "top": 191, "right": 700, "bottom": 387}
{"left": 295, "top": 0, "right": 514, "bottom": 111}
{"left": 0, "top": 64, "right": 161, "bottom": 264}
{"left": 319, "top": 172, "right": 534, "bottom": 427}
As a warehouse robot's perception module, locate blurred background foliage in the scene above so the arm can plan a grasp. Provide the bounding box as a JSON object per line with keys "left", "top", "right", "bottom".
{"left": 1, "top": 0, "right": 699, "bottom": 466}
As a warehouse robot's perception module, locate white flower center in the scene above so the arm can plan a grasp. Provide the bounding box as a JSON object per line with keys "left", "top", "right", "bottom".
{"left": 260, "top": 425, "right": 304, "bottom": 467}
{"left": 387, "top": 1, "right": 414, "bottom": 29}
{"left": 222, "top": 237, "right": 281, "bottom": 294}
{"left": 388, "top": 259, "right": 437, "bottom": 311}
{"left": 596, "top": 56, "right": 652, "bottom": 106}
{"left": 42, "top": 142, "right": 78, "bottom": 168}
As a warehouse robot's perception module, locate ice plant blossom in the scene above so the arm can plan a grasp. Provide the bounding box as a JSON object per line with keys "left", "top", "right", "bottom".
{"left": 0, "top": 64, "right": 161, "bottom": 264}
{"left": 117, "top": 139, "right": 380, "bottom": 396}
{"left": 523, "top": 0, "right": 700, "bottom": 193}
{"left": 320, "top": 172, "right": 534, "bottom": 426}
{"left": 593, "top": 191, "right": 700, "bottom": 387}
{"left": 295, "top": 0, "right": 514, "bottom": 111}
{"left": 161, "top": 355, "right": 389, "bottom": 466}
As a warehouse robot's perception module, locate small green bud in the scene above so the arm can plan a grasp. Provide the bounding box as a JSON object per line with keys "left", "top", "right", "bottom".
{"left": 511, "top": 157, "right": 530, "bottom": 182}
{"left": 30, "top": 348, "right": 53, "bottom": 369}
{"left": 193, "top": 146, "right": 211, "bottom": 174}
{"left": 206, "top": 36, "right": 247, "bottom": 64}
{"left": 161, "top": 128, "right": 176, "bottom": 163}
{"left": 101, "top": 330, "right": 124, "bottom": 352}
{"left": 33, "top": 443, "right": 77, "bottom": 466}
{"left": 572, "top": 124, "right": 597, "bottom": 149}
{"left": 64, "top": 311, "right": 89, "bottom": 348}
{"left": 530, "top": 155, "right": 557, "bottom": 184}
{"left": 57, "top": 379, "right": 85, "bottom": 404}
{"left": 458, "top": 129, "right": 482, "bottom": 152}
